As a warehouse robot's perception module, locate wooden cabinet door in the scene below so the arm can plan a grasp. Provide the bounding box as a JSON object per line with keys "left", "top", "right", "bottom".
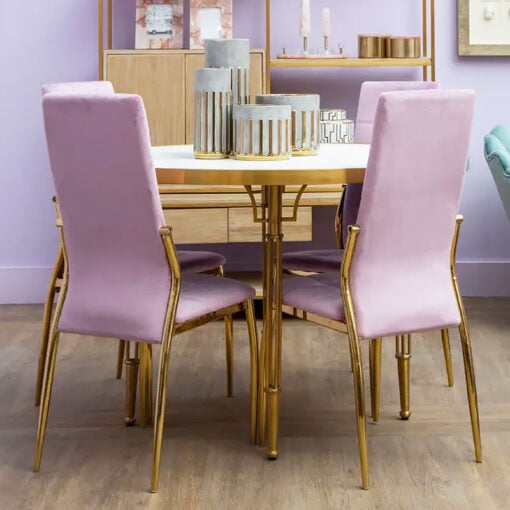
{"left": 184, "top": 52, "right": 266, "bottom": 144}
{"left": 105, "top": 54, "right": 185, "bottom": 146}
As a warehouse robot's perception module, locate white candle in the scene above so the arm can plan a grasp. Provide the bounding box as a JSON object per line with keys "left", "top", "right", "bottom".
{"left": 322, "top": 7, "right": 330, "bottom": 38}
{"left": 300, "top": 0, "right": 311, "bottom": 38}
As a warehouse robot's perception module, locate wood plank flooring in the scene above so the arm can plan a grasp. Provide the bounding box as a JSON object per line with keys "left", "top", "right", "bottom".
{"left": 1, "top": 299, "right": 510, "bottom": 509}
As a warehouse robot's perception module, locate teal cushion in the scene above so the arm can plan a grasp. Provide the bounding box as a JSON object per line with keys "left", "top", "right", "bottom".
{"left": 485, "top": 124, "right": 510, "bottom": 222}
{"left": 485, "top": 124, "right": 510, "bottom": 179}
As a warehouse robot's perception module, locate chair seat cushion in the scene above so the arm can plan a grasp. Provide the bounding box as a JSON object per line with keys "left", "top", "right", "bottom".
{"left": 176, "top": 273, "right": 255, "bottom": 324}
{"left": 282, "top": 272, "right": 345, "bottom": 321}
{"left": 282, "top": 249, "right": 344, "bottom": 273}
{"left": 177, "top": 250, "right": 226, "bottom": 273}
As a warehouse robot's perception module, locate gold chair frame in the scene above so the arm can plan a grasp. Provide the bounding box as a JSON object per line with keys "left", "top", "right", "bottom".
{"left": 33, "top": 221, "right": 259, "bottom": 493}
{"left": 282, "top": 216, "right": 482, "bottom": 489}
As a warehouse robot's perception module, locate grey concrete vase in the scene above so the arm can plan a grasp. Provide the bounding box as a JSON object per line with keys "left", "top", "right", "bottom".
{"left": 233, "top": 104, "right": 292, "bottom": 160}
{"left": 194, "top": 68, "right": 232, "bottom": 159}
{"left": 205, "top": 39, "right": 250, "bottom": 106}
{"left": 256, "top": 94, "right": 320, "bottom": 155}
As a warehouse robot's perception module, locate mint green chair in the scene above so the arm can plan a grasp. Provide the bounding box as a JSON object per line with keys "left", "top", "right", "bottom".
{"left": 485, "top": 125, "right": 510, "bottom": 221}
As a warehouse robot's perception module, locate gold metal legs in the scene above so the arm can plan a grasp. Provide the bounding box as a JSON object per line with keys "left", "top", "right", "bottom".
{"left": 124, "top": 343, "right": 139, "bottom": 426}
{"left": 117, "top": 339, "right": 126, "bottom": 379}
{"left": 441, "top": 329, "right": 454, "bottom": 387}
{"left": 369, "top": 338, "right": 382, "bottom": 422}
{"left": 245, "top": 300, "right": 259, "bottom": 445}
{"left": 151, "top": 335, "right": 173, "bottom": 493}
{"left": 33, "top": 331, "right": 60, "bottom": 472}
{"left": 225, "top": 315, "right": 234, "bottom": 397}
{"left": 395, "top": 335, "right": 411, "bottom": 420}
{"left": 139, "top": 343, "right": 153, "bottom": 427}
{"left": 35, "top": 246, "right": 64, "bottom": 407}
{"left": 263, "top": 185, "right": 284, "bottom": 460}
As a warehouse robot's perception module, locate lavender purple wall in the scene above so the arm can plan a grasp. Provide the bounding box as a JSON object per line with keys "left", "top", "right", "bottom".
{"left": 1, "top": 0, "right": 509, "bottom": 302}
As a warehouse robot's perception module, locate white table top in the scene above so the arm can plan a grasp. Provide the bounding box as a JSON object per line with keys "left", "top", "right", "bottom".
{"left": 153, "top": 144, "right": 369, "bottom": 186}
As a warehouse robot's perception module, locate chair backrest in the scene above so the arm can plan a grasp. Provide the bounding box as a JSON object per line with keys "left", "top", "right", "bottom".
{"left": 349, "top": 90, "right": 475, "bottom": 339}
{"left": 42, "top": 81, "right": 115, "bottom": 96}
{"left": 42, "top": 93, "right": 171, "bottom": 343}
{"left": 485, "top": 124, "right": 510, "bottom": 222}
{"left": 341, "top": 81, "right": 442, "bottom": 244}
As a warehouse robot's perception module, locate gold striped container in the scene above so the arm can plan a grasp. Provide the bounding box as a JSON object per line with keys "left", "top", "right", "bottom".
{"left": 205, "top": 39, "right": 250, "bottom": 106}
{"left": 358, "top": 34, "right": 385, "bottom": 58}
{"left": 389, "top": 36, "right": 421, "bottom": 58}
{"left": 194, "top": 68, "right": 232, "bottom": 159}
{"left": 256, "top": 94, "right": 320, "bottom": 156}
{"left": 232, "top": 104, "right": 292, "bottom": 161}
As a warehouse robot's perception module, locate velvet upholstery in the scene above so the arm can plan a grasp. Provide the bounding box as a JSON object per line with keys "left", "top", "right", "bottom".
{"left": 42, "top": 93, "right": 252, "bottom": 344}
{"left": 282, "top": 81, "right": 440, "bottom": 274}
{"left": 485, "top": 124, "right": 510, "bottom": 222}
{"left": 341, "top": 81, "right": 442, "bottom": 244}
{"left": 283, "top": 90, "right": 475, "bottom": 339}
{"left": 41, "top": 82, "right": 226, "bottom": 278}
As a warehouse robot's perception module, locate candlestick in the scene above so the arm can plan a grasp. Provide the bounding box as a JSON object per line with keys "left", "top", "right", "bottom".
{"left": 300, "top": 0, "right": 311, "bottom": 38}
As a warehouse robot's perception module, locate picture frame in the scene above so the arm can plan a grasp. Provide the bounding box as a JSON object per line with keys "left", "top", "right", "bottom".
{"left": 458, "top": 0, "right": 510, "bottom": 56}
{"left": 190, "top": 0, "right": 233, "bottom": 50}
{"left": 135, "top": 0, "right": 184, "bottom": 49}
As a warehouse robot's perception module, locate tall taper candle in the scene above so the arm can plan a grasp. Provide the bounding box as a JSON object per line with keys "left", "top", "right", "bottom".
{"left": 322, "top": 7, "right": 330, "bottom": 54}
{"left": 322, "top": 7, "right": 330, "bottom": 37}
{"left": 300, "top": 0, "right": 311, "bottom": 54}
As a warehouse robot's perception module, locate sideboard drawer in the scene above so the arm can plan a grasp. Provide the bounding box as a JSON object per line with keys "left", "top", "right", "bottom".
{"left": 228, "top": 207, "right": 312, "bottom": 242}
{"left": 164, "top": 208, "right": 228, "bottom": 243}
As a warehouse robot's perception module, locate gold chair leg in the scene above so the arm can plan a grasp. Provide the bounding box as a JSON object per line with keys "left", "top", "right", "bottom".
{"left": 257, "top": 312, "right": 267, "bottom": 446}
{"left": 116, "top": 339, "right": 126, "bottom": 380}
{"left": 35, "top": 247, "right": 64, "bottom": 406}
{"left": 441, "top": 329, "right": 454, "bottom": 387}
{"left": 225, "top": 315, "right": 234, "bottom": 397}
{"left": 245, "top": 300, "right": 259, "bottom": 445}
{"left": 124, "top": 342, "right": 139, "bottom": 426}
{"left": 138, "top": 343, "right": 154, "bottom": 427}
{"left": 395, "top": 334, "right": 411, "bottom": 420}
{"left": 369, "top": 338, "right": 382, "bottom": 422}
{"left": 33, "top": 331, "right": 60, "bottom": 472}
{"left": 458, "top": 319, "right": 483, "bottom": 462}
{"left": 151, "top": 336, "right": 174, "bottom": 493}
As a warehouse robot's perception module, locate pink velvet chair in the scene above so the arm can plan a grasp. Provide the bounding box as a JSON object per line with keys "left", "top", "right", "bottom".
{"left": 282, "top": 81, "right": 454, "bottom": 418}
{"left": 36, "top": 82, "right": 233, "bottom": 410}
{"left": 281, "top": 90, "right": 481, "bottom": 489}
{"left": 34, "top": 92, "right": 259, "bottom": 493}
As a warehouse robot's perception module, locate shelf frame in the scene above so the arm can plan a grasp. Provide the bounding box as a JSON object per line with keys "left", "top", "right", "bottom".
{"left": 264, "top": 0, "right": 436, "bottom": 91}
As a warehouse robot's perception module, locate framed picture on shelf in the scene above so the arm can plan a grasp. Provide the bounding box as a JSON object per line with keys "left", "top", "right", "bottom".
{"left": 458, "top": 0, "right": 510, "bottom": 56}
{"left": 135, "top": 0, "right": 184, "bottom": 49}
{"left": 190, "top": 0, "right": 233, "bottom": 49}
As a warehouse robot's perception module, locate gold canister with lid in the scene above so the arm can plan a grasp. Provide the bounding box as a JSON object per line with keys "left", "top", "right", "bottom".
{"left": 358, "top": 34, "right": 385, "bottom": 58}
{"left": 389, "top": 36, "right": 421, "bottom": 58}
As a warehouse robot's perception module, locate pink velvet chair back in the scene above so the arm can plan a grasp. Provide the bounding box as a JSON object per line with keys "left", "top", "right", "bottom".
{"left": 341, "top": 81, "right": 441, "bottom": 243}
{"left": 42, "top": 93, "right": 171, "bottom": 343}
{"left": 350, "top": 90, "right": 475, "bottom": 339}
{"left": 42, "top": 81, "right": 114, "bottom": 96}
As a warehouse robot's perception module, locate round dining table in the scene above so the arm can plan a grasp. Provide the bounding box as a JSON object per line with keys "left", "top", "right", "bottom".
{"left": 152, "top": 143, "right": 370, "bottom": 460}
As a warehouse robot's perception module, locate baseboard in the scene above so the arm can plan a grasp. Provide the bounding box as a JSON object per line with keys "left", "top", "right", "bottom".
{"left": 0, "top": 267, "right": 53, "bottom": 304}
{"left": 0, "top": 261, "right": 509, "bottom": 304}
{"left": 456, "top": 260, "right": 510, "bottom": 297}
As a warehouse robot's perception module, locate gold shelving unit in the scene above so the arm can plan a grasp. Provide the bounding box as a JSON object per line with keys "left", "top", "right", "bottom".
{"left": 264, "top": 0, "right": 436, "bottom": 91}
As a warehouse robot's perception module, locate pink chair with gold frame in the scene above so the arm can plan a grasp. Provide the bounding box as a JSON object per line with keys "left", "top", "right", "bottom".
{"left": 36, "top": 82, "right": 236, "bottom": 418}
{"left": 281, "top": 90, "right": 481, "bottom": 488}
{"left": 35, "top": 92, "right": 259, "bottom": 492}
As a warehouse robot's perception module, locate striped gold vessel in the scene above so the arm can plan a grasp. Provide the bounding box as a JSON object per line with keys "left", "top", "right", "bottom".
{"left": 256, "top": 94, "right": 320, "bottom": 156}
{"left": 194, "top": 68, "right": 232, "bottom": 159}
{"left": 232, "top": 104, "right": 292, "bottom": 161}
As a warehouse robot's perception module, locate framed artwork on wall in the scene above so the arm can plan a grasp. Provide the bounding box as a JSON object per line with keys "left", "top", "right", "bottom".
{"left": 135, "top": 0, "right": 184, "bottom": 49}
{"left": 458, "top": 0, "right": 510, "bottom": 56}
{"left": 190, "top": 0, "right": 233, "bottom": 50}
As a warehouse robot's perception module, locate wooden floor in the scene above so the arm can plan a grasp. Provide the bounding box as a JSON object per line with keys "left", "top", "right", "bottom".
{"left": 1, "top": 299, "right": 510, "bottom": 509}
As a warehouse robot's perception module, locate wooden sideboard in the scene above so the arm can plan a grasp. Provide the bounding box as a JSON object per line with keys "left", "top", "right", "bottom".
{"left": 104, "top": 49, "right": 341, "bottom": 244}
